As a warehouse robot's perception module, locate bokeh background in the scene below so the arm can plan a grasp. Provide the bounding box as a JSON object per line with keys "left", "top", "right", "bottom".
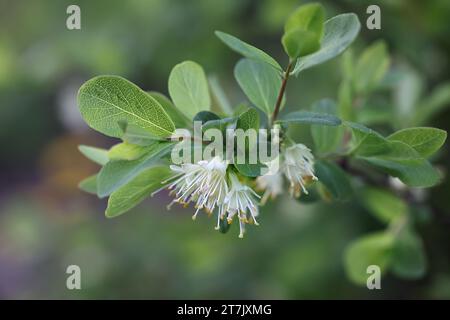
{"left": 1, "top": 0, "right": 449, "bottom": 299}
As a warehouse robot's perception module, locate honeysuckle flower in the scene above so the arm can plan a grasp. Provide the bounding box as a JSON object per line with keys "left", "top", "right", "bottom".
{"left": 256, "top": 157, "right": 284, "bottom": 205}
{"left": 162, "top": 156, "right": 229, "bottom": 219}
{"left": 283, "top": 143, "right": 318, "bottom": 197}
{"left": 220, "top": 172, "right": 260, "bottom": 238}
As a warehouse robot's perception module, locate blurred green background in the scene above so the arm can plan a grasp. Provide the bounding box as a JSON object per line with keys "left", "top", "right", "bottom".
{"left": 1, "top": 0, "right": 449, "bottom": 299}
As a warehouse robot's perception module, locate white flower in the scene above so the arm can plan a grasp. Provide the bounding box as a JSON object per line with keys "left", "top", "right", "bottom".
{"left": 256, "top": 157, "right": 284, "bottom": 205}
{"left": 163, "top": 156, "right": 228, "bottom": 219}
{"left": 283, "top": 144, "right": 317, "bottom": 197}
{"left": 220, "top": 172, "right": 260, "bottom": 238}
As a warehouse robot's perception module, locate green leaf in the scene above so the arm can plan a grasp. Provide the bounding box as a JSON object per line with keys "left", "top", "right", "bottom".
{"left": 344, "top": 121, "right": 390, "bottom": 156}
{"left": 97, "top": 142, "right": 174, "bottom": 198}
{"left": 310, "top": 99, "right": 343, "bottom": 153}
{"left": 282, "top": 3, "right": 324, "bottom": 59}
{"left": 78, "top": 75, "right": 175, "bottom": 138}
{"left": 202, "top": 117, "right": 237, "bottom": 133}
{"left": 237, "top": 107, "right": 259, "bottom": 131}
{"left": 108, "top": 142, "right": 154, "bottom": 161}
{"left": 353, "top": 41, "right": 390, "bottom": 94}
{"left": 193, "top": 111, "right": 220, "bottom": 124}
{"left": 278, "top": 111, "right": 341, "bottom": 126}
{"left": 78, "top": 174, "right": 98, "bottom": 195}
{"left": 387, "top": 127, "right": 447, "bottom": 158}
{"left": 78, "top": 145, "right": 109, "bottom": 165}
{"left": 360, "top": 187, "right": 407, "bottom": 224}
{"left": 282, "top": 29, "right": 320, "bottom": 59}
{"left": 315, "top": 160, "right": 352, "bottom": 201}
{"left": 233, "top": 107, "right": 264, "bottom": 177}
{"left": 284, "top": 3, "right": 325, "bottom": 37}
{"left": 117, "top": 120, "right": 160, "bottom": 146}
{"left": 391, "top": 229, "right": 427, "bottom": 279}
{"left": 234, "top": 58, "right": 281, "bottom": 114}
{"left": 215, "top": 31, "right": 282, "bottom": 72}
{"left": 344, "top": 232, "right": 395, "bottom": 285}
{"left": 208, "top": 75, "right": 233, "bottom": 115}
{"left": 292, "top": 13, "right": 361, "bottom": 75}
{"left": 234, "top": 162, "right": 267, "bottom": 178}
{"left": 363, "top": 155, "right": 440, "bottom": 188}
{"left": 147, "top": 91, "right": 190, "bottom": 128}
{"left": 106, "top": 166, "right": 172, "bottom": 218}
{"left": 168, "top": 61, "right": 211, "bottom": 119}
{"left": 345, "top": 121, "right": 440, "bottom": 187}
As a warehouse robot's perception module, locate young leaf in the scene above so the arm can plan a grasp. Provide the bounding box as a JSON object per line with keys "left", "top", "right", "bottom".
{"left": 147, "top": 91, "right": 190, "bottom": 128}
{"left": 387, "top": 127, "right": 447, "bottom": 158}
{"left": 106, "top": 166, "right": 172, "bottom": 218}
{"left": 234, "top": 58, "right": 281, "bottom": 114}
{"left": 353, "top": 41, "right": 390, "bottom": 94}
{"left": 360, "top": 187, "right": 407, "bottom": 224}
{"left": 278, "top": 111, "right": 341, "bottom": 126}
{"left": 344, "top": 232, "right": 395, "bottom": 285}
{"left": 282, "top": 29, "right": 320, "bottom": 59}
{"left": 78, "top": 145, "right": 109, "bottom": 165}
{"left": 284, "top": 3, "right": 325, "bottom": 37}
{"left": 215, "top": 31, "right": 282, "bottom": 72}
{"left": 282, "top": 3, "right": 324, "bottom": 59}
{"left": 97, "top": 142, "right": 174, "bottom": 198}
{"left": 108, "top": 142, "right": 155, "bottom": 161}
{"left": 78, "top": 174, "right": 98, "bottom": 195}
{"left": 391, "top": 229, "right": 427, "bottom": 279}
{"left": 168, "top": 61, "right": 211, "bottom": 119}
{"left": 315, "top": 160, "right": 352, "bottom": 201}
{"left": 310, "top": 99, "right": 343, "bottom": 153}
{"left": 78, "top": 76, "right": 175, "bottom": 138}
{"left": 292, "top": 13, "right": 360, "bottom": 75}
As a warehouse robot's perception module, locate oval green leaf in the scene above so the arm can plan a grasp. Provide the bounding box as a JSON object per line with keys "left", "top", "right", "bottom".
{"left": 234, "top": 58, "right": 282, "bottom": 114}
{"left": 387, "top": 127, "right": 447, "bottom": 158}
{"left": 78, "top": 76, "right": 175, "bottom": 138}
{"left": 292, "top": 13, "right": 361, "bottom": 75}
{"left": 168, "top": 61, "right": 211, "bottom": 119}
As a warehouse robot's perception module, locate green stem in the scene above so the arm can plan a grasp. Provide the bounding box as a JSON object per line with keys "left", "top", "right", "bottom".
{"left": 270, "top": 61, "right": 294, "bottom": 127}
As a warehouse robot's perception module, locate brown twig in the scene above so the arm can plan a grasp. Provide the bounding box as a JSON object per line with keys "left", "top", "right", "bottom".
{"left": 270, "top": 61, "right": 294, "bottom": 126}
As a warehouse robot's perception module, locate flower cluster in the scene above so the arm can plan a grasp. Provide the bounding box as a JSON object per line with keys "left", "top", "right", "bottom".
{"left": 257, "top": 143, "right": 317, "bottom": 202}
{"left": 157, "top": 143, "right": 317, "bottom": 238}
